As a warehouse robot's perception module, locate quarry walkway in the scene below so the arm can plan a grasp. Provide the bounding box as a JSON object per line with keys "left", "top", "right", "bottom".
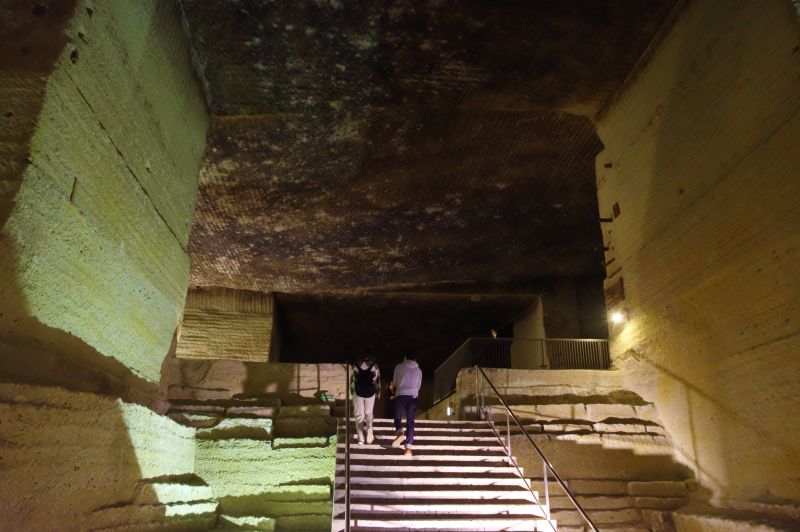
{"left": 333, "top": 418, "right": 555, "bottom": 531}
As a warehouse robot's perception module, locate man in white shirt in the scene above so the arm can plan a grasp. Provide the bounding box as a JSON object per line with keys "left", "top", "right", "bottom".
{"left": 391, "top": 354, "right": 422, "bottom": 456}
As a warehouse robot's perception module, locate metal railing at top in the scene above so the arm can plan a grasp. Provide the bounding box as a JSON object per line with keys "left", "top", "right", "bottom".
{"left": 434, "top": 337, "right": 610, "bottom": 402}
{"left": 476, "top": 366, "right": 599, "bottom": 532}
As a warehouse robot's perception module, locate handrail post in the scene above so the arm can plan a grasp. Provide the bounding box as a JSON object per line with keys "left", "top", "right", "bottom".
{"left": 543, "top": 460, "right": 550, "bottom": 519}
{"left": 506, "top": 409, "right": 511, "bottom": 457}
{"left": 474, "top": 365, "right": 479, "bottom": 420}
{"left": 476, "top": 366, "right": 598, "bottom": 532}
{"left": 344, "top": 363, "right": 351, "bottom": 532}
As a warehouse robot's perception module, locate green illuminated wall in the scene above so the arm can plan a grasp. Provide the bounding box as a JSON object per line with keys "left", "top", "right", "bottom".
{"left": 0, "top": 0, "right": 207, "bottom": 383}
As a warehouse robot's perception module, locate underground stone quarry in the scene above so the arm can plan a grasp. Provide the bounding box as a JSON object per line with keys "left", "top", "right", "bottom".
{"left": 1, "top": 0, "right": 798, "bottom": 530}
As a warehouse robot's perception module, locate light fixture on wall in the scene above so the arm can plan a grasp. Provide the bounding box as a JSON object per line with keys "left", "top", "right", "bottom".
{"left": 446, "top": 404, "right": 453, "bottom": 416}
{"left": 609, "top": 309, "right": 629, "bottom": 326}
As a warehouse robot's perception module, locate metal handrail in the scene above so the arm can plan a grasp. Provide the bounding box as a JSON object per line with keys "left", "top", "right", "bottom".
{"left": 434, "top": 337, "right": 610, "bottom": 402}
{"left": 343, "top": 364, "right": 351, "bottom": 532}
{"left": 476, "top": 366, "right": 599, "bottom": 532}
{"left": 480, "top": 399, "right": 556, "bottom": 530}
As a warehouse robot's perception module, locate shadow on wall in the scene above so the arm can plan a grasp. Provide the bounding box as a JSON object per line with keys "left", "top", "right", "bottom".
{"left": 514, "top": 434, "right": 693, "bottom": 483}
{"left": 162, "top": 351, "right": 348, "bottom": 404}
{"left": 600, "top": 0, "right": 800, "bottom": 503}
{"left": 0, "top": 0, "right": 163, "bottom": 407}
{"left": 0, "top": 384, "right": 155, "bottom": 531}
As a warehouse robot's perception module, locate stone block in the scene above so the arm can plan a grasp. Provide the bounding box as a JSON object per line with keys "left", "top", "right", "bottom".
{"left": 274, "top": 416, "right": 336, "bottom": 438}
{"left": 133, "top": 476, "right": 215, "bottom": 505}
{"left": 628, "top": 480, "right": 688, "bottom": 498}
{"left": 272, "top": 436, "right": 332, "bottom": 449}
{"left": 195, "top": 438, "right": 336, "bottom": 498}
{"left": 279, "top": 404, "right": 332, "bottom": 417}
{"left": 567, "top": 479, "right": 629, "bottom": 495}
{"left": 594, "top": 422, "right": 649, "bottom": 434}
{"left": 168, "top": 413, "right": 221, "bottom": 428}
{"left": 552, "top": 507, "right": 642, "bottom": 526}
{"left": 218, "top": 515, "right": 276, "bottom": 530}
{"left": 585, "top": 403, "right": 639, "bottom": 420}
{"left": 169, "top": 403, "right": 227, "bottom": 415}
{"left": 177, "top": 290, "right": 275, "bottom": 362}
{"left": 84, "top": 501, "right": 218, "bottom": 531}
{"left": 226, "top": 406, "right": 278, "bottom": 417}
{"left": 197, "top": 418, "right": 273, "bottom": 440}
{"left": 635, "top": 496, "right": 689, "bottom": 510}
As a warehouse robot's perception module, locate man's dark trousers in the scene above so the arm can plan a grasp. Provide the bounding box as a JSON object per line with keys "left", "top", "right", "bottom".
{"left": 394, "top": 395, "right": 418, "bottom": 446}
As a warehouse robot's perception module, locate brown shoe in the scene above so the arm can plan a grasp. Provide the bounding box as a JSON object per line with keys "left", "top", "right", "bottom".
{"left": 403, "top": 448, "right": 413, "bottom": 456}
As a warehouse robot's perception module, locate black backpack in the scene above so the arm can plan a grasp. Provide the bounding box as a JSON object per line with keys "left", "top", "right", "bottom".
{"left": 354, "top": 363, "right": 376, "bottom": 398}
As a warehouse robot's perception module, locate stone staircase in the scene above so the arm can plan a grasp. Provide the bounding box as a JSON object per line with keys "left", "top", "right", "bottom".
{"left": 332, "top": 418, "right": 557, "bottom": 531}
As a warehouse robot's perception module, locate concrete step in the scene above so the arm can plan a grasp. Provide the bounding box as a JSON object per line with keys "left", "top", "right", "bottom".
{"left": 334, "top": 500, "right": 547, "bottom": 515}
{"left": 336, "top": 442, "right": 507, "bottom": 453}
{"left": 346, "top": 419, "right": 492, "bottom": 430}
{"left": 337, "top": 463, "right": 524, "bottom": 475}
{"left": 337, "top": 434, "right": 501, "bottom": 443}
{"left": 345, "top": 456, "right": 512, "bottom": 466}
{"left": 558, "top": 527, "right": 647, "bottom": 532}
{"left": 343, "top": 474, "right": 531, "bottom": 486}
{"left": 338, "top": 451, "right": 510, "bottom": 462}
{"left": 340, "top": 424, "right": 496, "bottom": 434}
{"left": 339, "top": 485, "right": 539, "bottom": 501}
{"left": 333, "top": 514, "right": 557, "bottom": 531}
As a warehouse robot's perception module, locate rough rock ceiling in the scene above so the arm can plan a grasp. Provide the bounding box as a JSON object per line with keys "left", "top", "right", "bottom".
{"left": 181, "top": 0, "right": 675, "bottom": 295}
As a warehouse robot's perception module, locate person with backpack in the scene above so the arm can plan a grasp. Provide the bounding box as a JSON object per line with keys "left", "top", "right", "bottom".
{"left": 351, "top": 356, "right": 380, "bottom": 445}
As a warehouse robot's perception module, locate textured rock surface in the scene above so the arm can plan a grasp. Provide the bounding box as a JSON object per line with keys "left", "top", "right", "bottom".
{"left": 196, "top": 438, "right": 335, "bottom": 493}
{"left": 595, "top": 0, "right": 800, "bottom": 504}
{"left": 177, "top": 288, "right": 276, "bottom": 362}
{"left": 0, "top": 0, "right": 208, "bottom": 384}
{"left": 0, "top": 383, "right": 196, "bottom": 531}
{"left": 439, "top": 367, "right": 695, "bottom": 529}
{"left": 178, "top": 0, "right": 675, "bottom": 296}
{"left": 672, "top": 504, "right": 799, "bottom": 532}
{"left": 164, "top": 357, "right": 347, "bottom": 403}
{"left": 196, "top": 432, "right": 335, "bottom": 530}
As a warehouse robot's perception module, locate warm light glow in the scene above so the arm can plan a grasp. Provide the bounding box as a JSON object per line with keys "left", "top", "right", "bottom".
{"left": 446, "top": 404, "right": 453, "bottom": 416}
{"left": 610, "top": 309, "right": 628, "bottom": 325}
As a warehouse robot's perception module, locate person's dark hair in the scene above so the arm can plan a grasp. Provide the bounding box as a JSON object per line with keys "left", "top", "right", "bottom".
{"left": 405, "top": 353, "right": 417, "bottom": 361}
